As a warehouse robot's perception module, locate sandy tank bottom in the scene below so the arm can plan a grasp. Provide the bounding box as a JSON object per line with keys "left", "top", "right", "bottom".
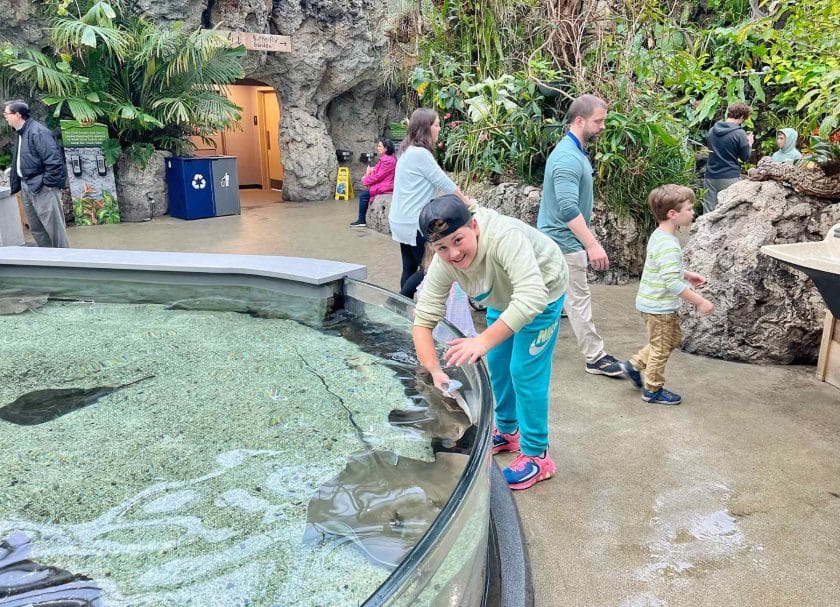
{"left": 0, "top": 300, "right": 437, "bottom": 606}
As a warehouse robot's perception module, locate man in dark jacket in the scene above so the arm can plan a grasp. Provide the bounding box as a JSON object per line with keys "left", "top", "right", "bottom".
{"left": 4, "top": 100, "right": 69, "bottom": 247}
{"left": 702, "top": 102, "right": 754, "bottom": 213}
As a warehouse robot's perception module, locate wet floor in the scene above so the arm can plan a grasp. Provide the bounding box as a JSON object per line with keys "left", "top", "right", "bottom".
{"left": 37, "top": 192, "right": 840, "bottom": 605}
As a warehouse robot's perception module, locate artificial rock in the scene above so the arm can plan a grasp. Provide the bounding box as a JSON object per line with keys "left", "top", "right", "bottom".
{"left": 680, "top": 179, "right": 840, "bottom": 363}
{"left": 475, "top": 181, "right": 646, "bottom": 285}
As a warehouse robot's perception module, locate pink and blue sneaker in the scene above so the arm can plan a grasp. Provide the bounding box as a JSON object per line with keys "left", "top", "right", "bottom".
{"left": 492, "top": 427, "right": 521, "bottom": 454}
{"left": 503, "top": 451, "right": 556, "bottom": 490}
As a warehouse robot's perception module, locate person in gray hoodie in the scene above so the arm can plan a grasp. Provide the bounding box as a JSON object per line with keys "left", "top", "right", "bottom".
{"left": 703, "top": 102, "right": 754, "bottom": 213}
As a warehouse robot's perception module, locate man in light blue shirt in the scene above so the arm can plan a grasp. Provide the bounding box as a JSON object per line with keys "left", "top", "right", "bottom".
{"left": 537, "top": 94, "right": 624, "bottom": 377}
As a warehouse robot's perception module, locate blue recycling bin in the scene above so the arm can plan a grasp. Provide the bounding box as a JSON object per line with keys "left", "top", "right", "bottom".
{"left": 165, "top": 156, "right": 240, "bottom": 220}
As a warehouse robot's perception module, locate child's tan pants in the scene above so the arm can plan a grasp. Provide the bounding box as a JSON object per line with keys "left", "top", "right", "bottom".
{"left": 630, "top": 312, "right": 682, "bottom": 391}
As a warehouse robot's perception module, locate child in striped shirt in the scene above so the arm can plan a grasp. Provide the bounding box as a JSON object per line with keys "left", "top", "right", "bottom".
{"left": 620, "top": 185, "right": 714, "bottom": 405}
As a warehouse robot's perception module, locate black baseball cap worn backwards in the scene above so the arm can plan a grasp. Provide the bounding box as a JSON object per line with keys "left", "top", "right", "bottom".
{"left": 419, "top": 194, "right": 472, "bottom": 242}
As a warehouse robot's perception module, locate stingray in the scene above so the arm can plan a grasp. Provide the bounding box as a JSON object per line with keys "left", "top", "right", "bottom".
{"left": 0, "top": 290, "right": 48, "bottom": 315}
{"left": 388, "top": 391, "right": 472, "bottom": 442}
{"left": 0, "top": 375, "right": 153, "bottom": 426}
{"left": 388, "top": 377, "right": 474, "bottom": 442}
{"left": 0, "top": 531, "right": 102, "bottom": 606}
{"left": 303, "top": 450, "right": 468, "bottom": 568}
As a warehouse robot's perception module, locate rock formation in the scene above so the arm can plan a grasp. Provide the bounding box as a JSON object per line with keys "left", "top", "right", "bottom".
{"left": 680, "top": 178, "right": 840, "bottom": 363}
{"left": 367, "top": 180, "right": 649, "bottom": 285}
{"left": 114, "top": 151, "right": 171, "bottom": 221}
{"left": 748, "top": 157, "right": 840, "bottom": 198}
{"left": 365, "top": 192, "right": 392, "bottom": 234}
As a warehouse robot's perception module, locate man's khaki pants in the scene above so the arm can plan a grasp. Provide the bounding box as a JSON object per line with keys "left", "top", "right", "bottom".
{"left": 563, "top": 250, "right": 606, "bottom": 364}
{"left": 21, "top": 182, "right": 69, "bottom": 248}
{"left": 629, "top": 312, "right": 682, "bottom": 391}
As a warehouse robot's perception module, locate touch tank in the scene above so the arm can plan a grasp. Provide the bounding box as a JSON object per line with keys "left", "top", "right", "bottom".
{"left": 0, "top": 247, "right": 531, "bottom": 607}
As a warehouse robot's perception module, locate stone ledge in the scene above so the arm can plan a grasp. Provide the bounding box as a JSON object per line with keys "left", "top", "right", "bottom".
{"left": 0, "top": 246, "right": 367, "bottom": 285}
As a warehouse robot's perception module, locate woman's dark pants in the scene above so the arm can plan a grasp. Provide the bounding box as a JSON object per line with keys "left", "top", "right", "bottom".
{"left": 399, "top": 230, "right": 426, "bottom": 298}
{"left": 356, "top": 191, "right": 371, "bottom": 224}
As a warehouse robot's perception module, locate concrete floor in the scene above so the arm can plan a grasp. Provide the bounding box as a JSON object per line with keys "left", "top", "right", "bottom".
{"left": 55, "top": 192, "right": 840, "bottom": 606}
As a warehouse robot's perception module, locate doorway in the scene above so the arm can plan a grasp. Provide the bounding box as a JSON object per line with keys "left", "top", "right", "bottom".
{"left": 190, "top": 81, "right": 283, "bottom": 195}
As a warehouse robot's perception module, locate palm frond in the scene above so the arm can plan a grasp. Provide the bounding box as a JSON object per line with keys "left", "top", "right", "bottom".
{"left": 9, "top": 50, "right": 83, "bottom": 94}
{"left": 50, "top": 17, "right": 127, "bottom": 55}
{"left": 151, "top": 96, "right": 192, "bottom": 124}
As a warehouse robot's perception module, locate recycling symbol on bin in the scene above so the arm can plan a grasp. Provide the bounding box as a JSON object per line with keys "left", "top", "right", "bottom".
{"left": 191, "top": 173, "right": 207, "bottom": 190}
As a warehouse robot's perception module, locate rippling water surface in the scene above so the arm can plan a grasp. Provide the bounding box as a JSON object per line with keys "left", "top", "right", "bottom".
{"left": 0, "top": 300, "right": 463, "bottom": 606}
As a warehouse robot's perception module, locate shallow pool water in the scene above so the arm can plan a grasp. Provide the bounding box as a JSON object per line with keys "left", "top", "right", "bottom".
{"left": 0, "top": 299, "right": 465, "bottom": 606}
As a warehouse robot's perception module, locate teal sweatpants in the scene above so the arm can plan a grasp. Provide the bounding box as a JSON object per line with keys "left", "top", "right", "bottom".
{"left": 486, "top": 295, "right": 564, "bottom": 456}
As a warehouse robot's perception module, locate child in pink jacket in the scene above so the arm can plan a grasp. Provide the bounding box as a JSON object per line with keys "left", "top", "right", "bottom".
{"left": 350, "top": 137, "right": 396, "bottom": 227}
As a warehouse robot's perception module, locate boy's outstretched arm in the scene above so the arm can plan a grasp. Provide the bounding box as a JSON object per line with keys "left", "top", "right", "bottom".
{"left": 444, "top": 320, "right": 514, "bottom": 368}
{"left": 413, "top": 325, "right": 451, "bottom": 389}
{"left": 679, "top": 288, "right": 714, "bottom": 316}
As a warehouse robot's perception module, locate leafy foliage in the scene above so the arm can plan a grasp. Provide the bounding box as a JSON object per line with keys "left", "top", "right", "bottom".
{"left": 72, "top": 182, "right": 120, "bottom": 225}
{"left": 400, "top": 0, "right": 835, "bottom": 230}
{"left": 0, "top": 0, "right": 245, "bottom": 165}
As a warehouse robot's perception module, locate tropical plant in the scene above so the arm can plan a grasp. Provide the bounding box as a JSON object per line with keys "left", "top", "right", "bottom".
{"left": 72, "top": 182, "right": 120, "bottom": 225}
{"left": 806, "top": 136, "right": 840, "bottom": 177}
{"left": 594, "top": 106, "right": 695, "bottom": 231}
{"left": 0, "top": 0, "right": 245, "bottom": 167}
{"left": 440, "top": 74, "right": 559, "bottom": 184}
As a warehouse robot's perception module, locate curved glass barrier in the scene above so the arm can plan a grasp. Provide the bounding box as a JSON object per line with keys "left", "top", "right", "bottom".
{"left": 0, "top": 266, "right": 493, "bottom": 606}
{"left": 344, "top": 280, "right": 494, "bottom": 607}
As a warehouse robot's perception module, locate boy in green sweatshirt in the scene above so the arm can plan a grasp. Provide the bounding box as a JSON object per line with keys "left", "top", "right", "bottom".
{"left": 621, "top": 185, "right": 714, "bottom": 405}
{"left": 413, "top": 195, "right": 568, "bottom": 489}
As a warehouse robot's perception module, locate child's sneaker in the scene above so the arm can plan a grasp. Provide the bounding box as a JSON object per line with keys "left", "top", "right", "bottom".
{"left": 620, "top": 360, "right": 643, "bottom": 389}
{"left": 642, "top": 387, "right": 682, "bottom": 405}
{"left": 503, "top": 451, "right": 556, "bottom": 490}
{"left": 585, "top": 354, "right": 625, "bottom": 376}
{"left": 492, "top": 428, "right": 521, "bottom": 454}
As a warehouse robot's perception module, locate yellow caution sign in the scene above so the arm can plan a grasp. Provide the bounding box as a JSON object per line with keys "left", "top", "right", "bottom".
{"left": 335, "top": 167, "right": 354, "bottom": 200}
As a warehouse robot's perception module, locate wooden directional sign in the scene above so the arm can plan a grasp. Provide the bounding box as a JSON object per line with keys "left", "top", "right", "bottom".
{"left": 206, "top": 29, "right": 291, "bottom": 53}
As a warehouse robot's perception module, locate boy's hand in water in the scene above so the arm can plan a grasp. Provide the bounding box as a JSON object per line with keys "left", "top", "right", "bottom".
{"left": 431, "top": 369, "right": 451, "bottom": 391}
{"left": 444, "top": 336, "right": 488, "bottom": 367}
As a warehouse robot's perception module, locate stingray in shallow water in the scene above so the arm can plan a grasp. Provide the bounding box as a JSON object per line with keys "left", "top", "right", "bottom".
{"left": 0, "top": 290, "right": 48, "bottom": 315}
{"left": 0, "top": 375, "right": 153, "bottom": 426}
{"left": 0, "top": 531, "right": 102, "bottom": 606}
{"left": 388, "top": 389, "right": 472, "bottom": 442}
{"left": 303, "top": 450, "right": 467, "bottom": 568}
{"left": 388, "top": 374, "right": 474, "bottom": 442}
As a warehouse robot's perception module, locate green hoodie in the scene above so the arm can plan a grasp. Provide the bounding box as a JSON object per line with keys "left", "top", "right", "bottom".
{"left": 771, "top": 128, "right": 802, "bottom": 163}
{"left": 414, "top": 206, "right": 568, "bottom": 333}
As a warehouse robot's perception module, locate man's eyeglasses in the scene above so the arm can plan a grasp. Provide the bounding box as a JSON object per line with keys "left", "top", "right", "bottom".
{"left": 2, "top": 111, "right": 15, "bottom": 116}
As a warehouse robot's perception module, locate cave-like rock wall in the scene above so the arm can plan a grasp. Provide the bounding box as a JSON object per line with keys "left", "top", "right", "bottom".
{"left": 2, "top": 0, "right": 401, "bottom": 201}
